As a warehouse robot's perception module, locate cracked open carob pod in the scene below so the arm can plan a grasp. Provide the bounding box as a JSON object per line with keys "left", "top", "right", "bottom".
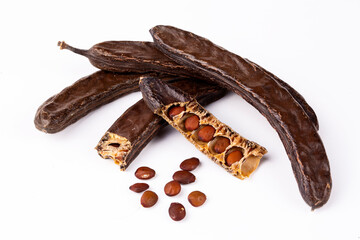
{"left": 139, "top": 76, "right": 267, "bottom": 179}
{"left": 95, "top": 77, "right": 226, "bottom": 170}
{"left": 58, "top": 40, "right": 319, "bottom": 130}
{"left": 150, "top": 25, "right": 331, "bottom": 209}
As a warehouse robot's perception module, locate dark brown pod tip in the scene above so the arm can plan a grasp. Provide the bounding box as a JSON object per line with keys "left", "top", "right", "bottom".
{"left": 135, "top": 166, "right": 156, "bottom": 180}
{"left": 172, "top": 170, "right": 196, "bottom": 184}
{"left": 169, "top": 202, "right": 186, "bottom": 221}
{"left": 180, "top": 157, "right": 200, "bottom": 171}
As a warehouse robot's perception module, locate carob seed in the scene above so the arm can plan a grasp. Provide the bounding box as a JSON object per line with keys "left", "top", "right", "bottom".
{"left": 164, "top": 180, "right": 181, "bottom": 196}
{"left": 197, "top": 125, "right": 215, "bottom": 142}
{"left": 212, "top": 137, "right": 230, "bottom": 154}
{"left": 226, "top": 150, "right": 243, "bottom": 166}
{"left": 168, "top": 106, "right": 185, "bottom": 119}
{"left": 172, "top": 170, "right": 196, "bottom": 184}
{"left": 169, "top": 202, "right": 186, "bottom": 221}
{"left": 188, "top": 191, "right": 207, "bottom": 207}
{"left": 180, "top": 157, "right": 200, "bottom": 171}
{"left": 140, "top": 190, "right": 158, "bottom": 208}
{"left": 135, "top": 166, "right": 156, "bottom": 180}
{"left": 129, "top": 183, "right": 149, "bottom": 193}
{"left": 184, "top": 115, "right": 200, "bottom": 131}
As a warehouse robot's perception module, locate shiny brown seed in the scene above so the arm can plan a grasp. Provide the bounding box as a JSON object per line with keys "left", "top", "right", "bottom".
{"left": 197, "top": 125, "right": 215, "bottom": 142}
{"left": 184, "top": 115, "right": 200, "bottom": 131}
{"left": 135, "top": 166, "right": 156, "bottom": 180}
{"left": 168, "top": 106, "right": 185, "bottom": 119}
{"left": 225, "top": 150, "right": 243, "bottom": 166}
{"left": 172, "top": 170, "right": 196, "bottom": 184}
{"left": 169, "top": 202, "right": 186, "bottom": 221}
{"left": 164, "top": 180, "right": 181, "bottom": 196}
{"left": 180, "top": 157, "right": 200, "bottom": 171}
{"left": 140, "top": 190, "right": 158, "bottom": 208}
{"left": 212, "top": 137, "right": 230, "bottom": 154}
{"left": 188, "top": 191, "right": 207, "bottom": 207}
{"left": 129, "top": 183, "right": 149, "bottom": 193}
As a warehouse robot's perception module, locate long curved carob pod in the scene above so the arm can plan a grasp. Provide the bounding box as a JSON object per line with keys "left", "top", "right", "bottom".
{"left": 58, "top": 40, "right": 318, "bottom": 129}
{"left": 150, "top": 25, "right": 331, "bottom": 209}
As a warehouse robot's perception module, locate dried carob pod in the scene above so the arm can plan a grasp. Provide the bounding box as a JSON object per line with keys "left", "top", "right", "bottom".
{"left": 57, "top": 41, "right": 196, "bottom": 77}
{"left": 139, "top": 76, "right": 267, "bottom": 179}
{"left": 58, "top": 40, "right": 319, "bottom": 129}
{"left": 150, "top": 25, "right": 331, "bottom": 209}
{"left": 96, "top": 78, "right": 226, "bottom": 170}
{"left": 34, "top": 71, "right": 177, "bottom": 133}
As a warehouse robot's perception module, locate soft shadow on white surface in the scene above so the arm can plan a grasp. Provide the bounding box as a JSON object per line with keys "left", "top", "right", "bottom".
{"left": 0, "top": 0, "right": 359, "bottom": 240}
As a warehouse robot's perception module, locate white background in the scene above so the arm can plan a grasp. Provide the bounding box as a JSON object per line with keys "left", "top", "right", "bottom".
{"left": 1, "top": 0, "right": 359, "bottom": 239}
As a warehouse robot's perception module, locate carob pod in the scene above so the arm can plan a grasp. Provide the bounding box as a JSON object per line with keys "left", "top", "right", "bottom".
{"left": 139, "top": 76, "right": 267, "bottom": 179}
{"left": 244, "top": 59, "right": 319, "bottom": 130}
{"left": 95, "top": 78, "right": 226, "bottom": 170}
{"left": 34, "top": 71, "right": 178, "bottom": 133}
{"left": 58, "top": 40, "right": 319, "bottom": 128}
{"left": 150, "top": 25, "right": 331, "bottom": 209}
{"left": 58, "top": 41, "right": 196, "bottom": 77}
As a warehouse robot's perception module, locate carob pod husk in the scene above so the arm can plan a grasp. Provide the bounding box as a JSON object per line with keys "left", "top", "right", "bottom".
{"left": 139, "top": 76, "right": 267, "bottom": 179}
{"left": 244, "top": 58, "right": 319, "bottom": 130}
{"left": 58, "top": 40, "right": 318, "bottom": 128}
{"left": 150, "top": 25, "right": 331, "bottom": 209}
{"left": 95, "top": 78, "right": 226, "bottom": 170}
{"left": 34, "top": 71, "right": 182, "bottom": 133}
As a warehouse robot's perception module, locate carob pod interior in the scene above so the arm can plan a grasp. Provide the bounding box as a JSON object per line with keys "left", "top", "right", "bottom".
{"left": 139, "top": 76, "right": 267, "bottom": 179}
{"left": 96, "top": 78, "right": 226, "bottom": 170}
{"left": 150, "top": 25, "right": 331, "bottom": 209}
{"left": 58, "top": 40, "right": 318, "bottom": 128}
{"left": 34, "top": 71, "right": 180, "bottom": 133}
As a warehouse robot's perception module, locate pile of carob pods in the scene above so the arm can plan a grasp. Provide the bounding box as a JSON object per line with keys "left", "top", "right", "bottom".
{"left": 35, "top": 25, "right": 332, "bottom": 214}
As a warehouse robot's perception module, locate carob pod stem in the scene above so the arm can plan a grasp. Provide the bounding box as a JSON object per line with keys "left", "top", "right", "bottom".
{"left": 139, "top": 76, "right": 267, "bottom": 179}
{"left": 34, "top": 71, "right": 176, "bottom": 133}
{"left": 58, "top": 40, "right": 319, "bottom": 128}
{"left": 150, "top": 25, "right": 331, "bottom": 209}
{"left": 95, "top": 78, "right": 226, "bottom": 170}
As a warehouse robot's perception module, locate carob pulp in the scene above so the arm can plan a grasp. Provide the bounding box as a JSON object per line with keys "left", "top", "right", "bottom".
{"left": 139, "top": 76, "right": 267, "bottom": 179}
{"left": 150, "top": 25, "right": 331, "bottom": 209}
{"left": 96, "top": 77, "right": 226, "bottom": 170}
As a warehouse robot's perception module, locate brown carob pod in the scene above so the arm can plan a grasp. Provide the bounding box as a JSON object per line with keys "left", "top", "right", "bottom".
{"left": 58, "top": 40, "right": 319, "bottom": 128}
{"left": 139, "top": 77, "right": 267, "bottom": 179}
{"left": 150, "top": 25, "right": 331, "bottom": 209}
{"left": 34, "top": 71, "right": 172, "bottom": 133}
{"left": 95, "top": 78, "right": 226, "bottom": 170}
{"left": 244, "top": 58, "right": 319, "bottom": 130}
{"left": 58, "top": 41, "right": 196, "bottom": 77}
